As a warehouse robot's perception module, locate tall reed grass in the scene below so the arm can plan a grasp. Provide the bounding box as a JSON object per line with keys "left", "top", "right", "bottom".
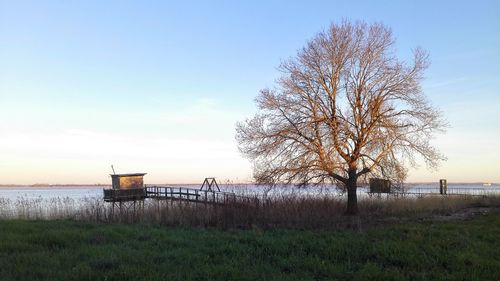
{"left": 1, "top": 192, "right": 499, "bottom": 229}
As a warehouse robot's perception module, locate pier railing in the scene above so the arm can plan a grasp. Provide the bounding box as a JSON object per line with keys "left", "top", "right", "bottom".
{"left": 145, "top": 186, "right": 255, "bottom": 205}
{"left": 392, "top": 186, "right": 500, "bottom": 197}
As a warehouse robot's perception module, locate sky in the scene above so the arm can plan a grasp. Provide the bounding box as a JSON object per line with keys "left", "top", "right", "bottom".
{"left": 0, "top": 0, "right": 499, "bottom": 184}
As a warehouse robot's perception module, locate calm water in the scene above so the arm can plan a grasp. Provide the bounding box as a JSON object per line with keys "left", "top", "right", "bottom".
{"left": 0, "top": 187, "right": 104, "bottom": 201}
{"left": 0, "top": 183, "right": 498, "bottom": 201}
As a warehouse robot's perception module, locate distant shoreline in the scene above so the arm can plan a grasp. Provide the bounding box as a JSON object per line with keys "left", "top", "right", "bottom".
{"left": 0, "top": 185, "right": 110, "bottom": 190}
{"left": 0, "top": 182, "right": 497, "bottom": 190}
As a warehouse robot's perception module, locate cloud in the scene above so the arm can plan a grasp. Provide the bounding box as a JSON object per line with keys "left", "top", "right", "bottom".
{"left": 0, "top": 96, "right": 256, "bottom": 183}
{"left": 423, "top": 76, "right": 469, "bottom": 89}
{"left": 0, "top": 128, "right": 240, "bottom": 160}
{"left": 0, "top": 127, "right": 252, "bottom": 183}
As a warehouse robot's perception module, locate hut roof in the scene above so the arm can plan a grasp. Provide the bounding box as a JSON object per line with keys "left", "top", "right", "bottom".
{"left": 110, "top": 173, "right": 147, "bottom": 177}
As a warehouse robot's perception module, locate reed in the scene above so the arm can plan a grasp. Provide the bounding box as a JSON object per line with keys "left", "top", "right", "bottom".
{"left": 1, "top": 193, "right": 498, "bottom": 229}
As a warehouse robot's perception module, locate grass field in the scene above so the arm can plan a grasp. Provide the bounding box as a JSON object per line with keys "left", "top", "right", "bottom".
{"left": 1, "top": 214, "right": 499, "bottom": 281}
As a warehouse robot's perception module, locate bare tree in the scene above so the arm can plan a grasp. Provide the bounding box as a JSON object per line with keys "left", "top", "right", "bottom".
{"left": 236, "top": 21, "right": 446, "bottom": 215}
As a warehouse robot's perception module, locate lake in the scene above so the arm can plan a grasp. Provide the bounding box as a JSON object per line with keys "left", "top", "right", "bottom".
{"left": 0, "top": 183, "right": 498, "bottom": 201}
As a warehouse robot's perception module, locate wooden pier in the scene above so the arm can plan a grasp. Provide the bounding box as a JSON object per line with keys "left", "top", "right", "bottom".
{"left": 103, "top": 185, "right": 255, "bottom": 207}
{"left": 145, "top": 186, "right": 243, "bottom": 205}
{"left": 102, "top": 178, "right": 254, "bottom": 217}
{"left": 103, "top": 175, "right": 254, "bottom": 206}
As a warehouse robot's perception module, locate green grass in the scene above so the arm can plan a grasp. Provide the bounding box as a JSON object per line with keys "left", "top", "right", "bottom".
{"left": 1, "top": 215, "right": 500, "bottom": 281}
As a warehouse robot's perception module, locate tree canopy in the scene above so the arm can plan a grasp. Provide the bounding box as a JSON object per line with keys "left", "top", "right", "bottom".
{"left": 236, "top": 20, "right": 446, "bottom": 214}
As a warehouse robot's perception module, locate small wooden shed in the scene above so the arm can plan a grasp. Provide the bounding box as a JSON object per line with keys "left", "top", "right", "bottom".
{"left": 369, "top": 178, "right": 391, "bottom": 193}
{"left": 104, "top": 173, "right": 147, "bottom": 202}
{"left": 110, "top": 173, "right": 147, "bottom": 190}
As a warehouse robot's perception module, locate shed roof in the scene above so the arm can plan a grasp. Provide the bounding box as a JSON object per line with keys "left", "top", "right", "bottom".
{"left": 110, "top": 173, "right": 147, "bottom": 177}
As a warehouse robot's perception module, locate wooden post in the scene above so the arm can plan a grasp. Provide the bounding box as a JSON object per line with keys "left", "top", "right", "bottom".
{"left": 170, "top": 188, "right": 173, "bottom": 206}
{"left": 440, "top": 179, "right": 447, "bottom": 195}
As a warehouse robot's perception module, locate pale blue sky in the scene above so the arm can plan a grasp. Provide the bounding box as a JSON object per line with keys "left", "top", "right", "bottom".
{"left": 1, "top": 0, "right": 499, "bottom": 184}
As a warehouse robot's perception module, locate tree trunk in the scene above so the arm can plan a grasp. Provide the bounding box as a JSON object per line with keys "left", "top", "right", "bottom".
{"left": 345, "top": 169, "right": 358, "bottom": 215}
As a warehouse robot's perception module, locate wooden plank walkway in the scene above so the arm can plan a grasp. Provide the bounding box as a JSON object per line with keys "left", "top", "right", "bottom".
{"left": 103, "top": 185, "right": 256, "bottom": 206}
{"left": 144, "top": 186, "right": 254, "bottom": 205}
{"left": 145, "top": 186, "right": 229, "bottom": 204}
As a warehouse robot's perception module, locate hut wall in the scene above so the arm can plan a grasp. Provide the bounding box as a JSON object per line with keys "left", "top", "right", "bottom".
{"left": 112, "top": 177, "right": 120, "bottom": 189}
{"left": 369, "top": 178, "right": 391, "bottom": 193}
{"left": 118, "top": 176, "right": 144, "bottom": 189}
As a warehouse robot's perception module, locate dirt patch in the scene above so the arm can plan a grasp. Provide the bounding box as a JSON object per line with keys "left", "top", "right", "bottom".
{"left": 426, "top": 205, "right": 500, "bottom": 222}
{"left": 360, "top": 204, "right": 500, "bottom": 229}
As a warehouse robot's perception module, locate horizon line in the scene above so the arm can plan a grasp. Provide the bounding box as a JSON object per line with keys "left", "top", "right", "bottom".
{"left": 0, "top": 181, "right": 497, "bottom": 187}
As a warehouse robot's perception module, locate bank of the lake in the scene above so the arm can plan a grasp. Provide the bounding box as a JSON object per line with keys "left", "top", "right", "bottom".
{"left": 1, "top": 214, "right": 499, "bottom": 281}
